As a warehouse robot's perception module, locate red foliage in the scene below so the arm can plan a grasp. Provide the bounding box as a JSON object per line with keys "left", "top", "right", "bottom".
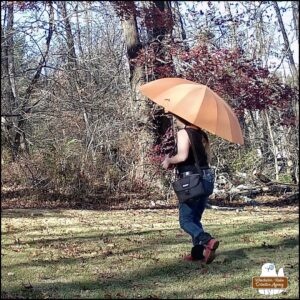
{"left": 135, "top": 40, "right": 297, "bottom": 125}
{"left": 147, "top": 126, "right": 176, "bottom": 165}
{"left": 112, "top": 1, "right": 139, "bottom": 20}
{"left": 132, "top": 43, "right": 177, "bottom": 79}
{"left": 177, "top": 43, "right": 297, "bottom": 116}
{"left": 140, "top": 6, "right": 174, "bottom": 33}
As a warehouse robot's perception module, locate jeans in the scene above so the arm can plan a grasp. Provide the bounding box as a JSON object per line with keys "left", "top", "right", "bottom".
{"left": 179, "top": 196, "right": 211, "bottom": 246}
{"left": 178, "top": 169, "right": 215, "bottom": 246}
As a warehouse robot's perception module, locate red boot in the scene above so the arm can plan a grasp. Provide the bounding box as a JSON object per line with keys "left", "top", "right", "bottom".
{"left": 183, "top": 254, "right": 204, "bottom": 262}
{"left": 203, "top": 239, "right": 219, "bottom": 264}
{"left": 183, "top": 254, "right": 194, "bottom": 261}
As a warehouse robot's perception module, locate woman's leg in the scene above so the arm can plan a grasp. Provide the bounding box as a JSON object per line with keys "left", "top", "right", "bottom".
{"left": 179, "top": 202, "right": 203, "bottom": 246}
{"left": 192, "top": 197, "right": 212, "bottom": 246}
{"left": 192, "top": 196, "right": 207, "bottom": 229}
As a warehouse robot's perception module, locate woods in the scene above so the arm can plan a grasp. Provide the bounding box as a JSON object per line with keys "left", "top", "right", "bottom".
{"left": 1, "top": 1, "right": 299, "bottom": 205}
{"left": 1, "top": 2, "right": 299, "bottom": 300}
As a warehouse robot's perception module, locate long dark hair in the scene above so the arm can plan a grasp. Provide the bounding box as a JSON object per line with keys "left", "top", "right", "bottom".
{"left": 173, "top": 114, "right": 211, "bottom": 163}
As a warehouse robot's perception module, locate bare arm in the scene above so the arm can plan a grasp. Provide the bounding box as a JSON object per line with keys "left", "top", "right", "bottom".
{"left": 162, "top": 129, "right": 190, "bottom": 169}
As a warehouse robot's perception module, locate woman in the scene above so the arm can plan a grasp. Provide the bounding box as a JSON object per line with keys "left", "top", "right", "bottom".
{"left": 162, "top": 115, "right": 219, "bottom": 263}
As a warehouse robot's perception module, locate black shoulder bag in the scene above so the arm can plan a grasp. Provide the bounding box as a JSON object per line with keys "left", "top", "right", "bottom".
{"left": 172, "top": 129, "right": 215, "bottom": 203}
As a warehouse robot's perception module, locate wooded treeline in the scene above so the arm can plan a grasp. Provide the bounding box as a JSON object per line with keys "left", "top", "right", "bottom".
{"left": 1, "top": 1, "right": 299, "bottom": 203}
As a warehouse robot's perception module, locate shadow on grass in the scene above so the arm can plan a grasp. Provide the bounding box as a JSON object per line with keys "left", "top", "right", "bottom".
{"left": 2, "top": 237, "right": 298, "bottom": 299}
{"left": 5, "top": 232, "right": 189, "bottom": 269}
{"left": 0, "top": 258, "right": 258, "bottom": 299}
{"left": 0, "top": 268, "right": 252, "bottom": 300}
{"left": 3, "top": 226, "right": 181, "bottom": 246}
{"left": 219, "top": 236, "right": 299, "bottom": 262}
{"left": 216, "top": 219, "right": 298, "bottom": 238}
{"left": 4, "top": 217, "right": 294, "bottom": 247}
{"left": 4, "top": 225, "right": 298, "bottom": 269}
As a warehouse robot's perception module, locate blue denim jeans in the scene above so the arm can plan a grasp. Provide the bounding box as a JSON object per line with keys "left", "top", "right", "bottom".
{"left": 179, "top": 196, "right": 212, "bottom": 246}
{"left": 178, "top": 168, "right": 214, "bottom": 246}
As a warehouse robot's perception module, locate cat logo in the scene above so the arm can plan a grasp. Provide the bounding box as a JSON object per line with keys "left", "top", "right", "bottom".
{"left": 252, "top": 263, "right": 288, "bottom": 295}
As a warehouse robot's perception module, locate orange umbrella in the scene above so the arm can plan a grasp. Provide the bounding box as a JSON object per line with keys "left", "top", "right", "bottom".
{"left": 139, "top": 77, "right": 244, "bottom": 145}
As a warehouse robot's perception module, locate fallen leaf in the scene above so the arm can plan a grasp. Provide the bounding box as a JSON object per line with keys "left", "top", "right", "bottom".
{"left": 22, "top": 282, "right": 33, "bottom": 289}
{"left": 103, "top": 250, "right": 113, "bottom": 257}
{"left": 233, "top": 285, "right": 242, "bottom": 291}
{"left": 116, "top": 293, "right": 126, "bottom": 298}
{"left": 217, "top": 256, "right": 228, "bottom": 264}
{"left": 261, "top": 241, "right": 274, "bottom": 249}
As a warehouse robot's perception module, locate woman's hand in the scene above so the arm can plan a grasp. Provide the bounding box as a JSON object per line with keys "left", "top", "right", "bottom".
{"left": 162, "top": 155, "right": 172, "bottom": 170}
{"left": 161, "top": 130, "right": 190, "bottom": 170}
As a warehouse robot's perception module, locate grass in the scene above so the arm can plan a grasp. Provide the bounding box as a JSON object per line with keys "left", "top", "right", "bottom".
{"left": 1, "top": 206, "right": 299, "bottom": 299}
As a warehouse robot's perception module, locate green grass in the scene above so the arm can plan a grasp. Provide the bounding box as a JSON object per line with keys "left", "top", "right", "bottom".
{"left": 1, "top": 206, "right": 299, "bottom": 299}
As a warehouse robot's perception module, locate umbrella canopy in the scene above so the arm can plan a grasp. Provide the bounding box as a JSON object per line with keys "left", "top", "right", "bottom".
{"left": 139, "top": 77, "right": 244, "bottom": 145}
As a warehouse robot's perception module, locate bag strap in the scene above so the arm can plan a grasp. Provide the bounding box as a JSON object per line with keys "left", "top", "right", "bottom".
{"left": 185, "top": 128, "right": 208, "bottom": 173}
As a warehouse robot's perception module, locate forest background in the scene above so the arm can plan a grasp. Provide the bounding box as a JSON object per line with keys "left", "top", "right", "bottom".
{"left": 1, "top": 1, "right": 299, "bottom": 209}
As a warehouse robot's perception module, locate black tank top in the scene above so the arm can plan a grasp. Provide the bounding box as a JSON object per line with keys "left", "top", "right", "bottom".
{"left": 176, "top": 128, "right": 209, "bottom": 174}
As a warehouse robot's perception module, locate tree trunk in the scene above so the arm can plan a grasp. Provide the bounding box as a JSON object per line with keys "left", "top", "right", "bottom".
{"left": 84, "top": 1, "right": 92, "bottom": 66}
{"left": 172, "top": 2, "right": 188, "bottom": 46}
{"left": 292, "top": 1, "right": 299, "bottom": 41}
{"left": 5, "top": 2, "right": 18, "bottom": 108}
{"left": 6, "top": 2, "right": 54, "bottom": 159}
{"left": 272, "top": 1, "right": 298, "bottom": 83}
{"left": 13, "top": 2, "right": 54, "bottom": 157}
{"left": 253, "top": 7, "right": 265, "bottom": 65}
{"left": 115, "top": 1, "right": 176, "bottom": 182}
{"left": 59, "top": 1, "right": 77, "bottom": 67}
{"left": 59, "top": 1, "right": 92, "bottom": 148}
{"left": 114, "top": 2, "right": 153, "bottom": 179}
{"left": 264, "top": 110, "right": 279, "bottom": 181}
{"left": 75, "top": 3, "right": 84, "bottom": 58}
{"left": 150, "top": 1, "right": 175, "bottom": 147}
{"left": 170, "top": 2, "right": 189, "bottom": 76}
{"left": 120, "top": 12, "right": 143, "bottom": 97}
{"left": 2, "top": 1, "right": 18, "bottom": 158}
{"left": 224, "top": 2, "right": 238, "bottom": 49}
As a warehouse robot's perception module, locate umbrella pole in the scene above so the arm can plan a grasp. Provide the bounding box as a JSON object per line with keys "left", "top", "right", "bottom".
{"left": 170, "top": 115, "right": 179, "bottom": 179}
{"left": 171, "top": 115, "right": 176, "bottom": 155}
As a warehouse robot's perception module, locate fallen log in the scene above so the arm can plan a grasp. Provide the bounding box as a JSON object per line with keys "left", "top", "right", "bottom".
{"left": 212, "top": 182, "right": 298, "bottom": 201}
{"left": 206, "top": 204, "right": 244, "bottom": 211}
{"left": 279, "top": 192, "right": 299, "bottom": 203}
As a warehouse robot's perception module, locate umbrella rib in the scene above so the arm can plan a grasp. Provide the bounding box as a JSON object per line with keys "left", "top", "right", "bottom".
{"left": 223, "top": 99, "right": 240, "bottom": 143}
{"left": 202, "top": 86, "right": 218, "bottom": 134}
{"left": 212, "top": 88, "right": 219, "bottom": 134}
{"left": 213, "top": 93, "right": 233, "bottom": 143}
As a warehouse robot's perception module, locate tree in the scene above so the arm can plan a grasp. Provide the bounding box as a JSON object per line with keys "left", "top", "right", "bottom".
{"left": 292, "top": 1, "right": 299, "bottom": 41}
{"left": 113, "top": 1, "right": 177, "bottom": 182}
{"left": 272, "top": 1, "right": 298, "bottom": 84}
{"left": 1, "top": 1, "right": 54, "bottom": 158}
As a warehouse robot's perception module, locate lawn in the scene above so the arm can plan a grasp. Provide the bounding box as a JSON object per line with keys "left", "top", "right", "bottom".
{"left": 1, "top": 206, "right": 299, "bottom": 299}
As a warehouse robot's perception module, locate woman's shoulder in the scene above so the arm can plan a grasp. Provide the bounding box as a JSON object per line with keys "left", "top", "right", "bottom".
{"left": 177, "top": 128, "right": 189, "bottom": 140}
{"left": 177, "top": 128, "right": 189, "bottom": 135}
